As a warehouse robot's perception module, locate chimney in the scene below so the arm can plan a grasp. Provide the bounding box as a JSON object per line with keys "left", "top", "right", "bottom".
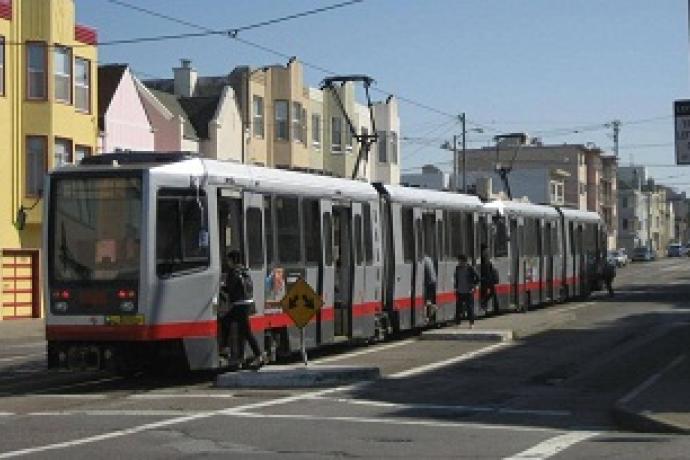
{"left": 173, "top": 59, "right": 197, "bottom": 97}
{"left": 476, "top": 176, "right": 493, "bottom": 200}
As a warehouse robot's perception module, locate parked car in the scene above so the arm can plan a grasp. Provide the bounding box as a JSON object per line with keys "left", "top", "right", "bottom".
{"left": 667, "top": 243, "right": 688, "bottom": 257}
{"left": 607, "top": 250, "right": 626, "bottom": 267}
{"left": 632, "top": 247, "right": 656, "bottom": 262}
{"left": 615, "top": 248, "right": 628, "bottom": 266}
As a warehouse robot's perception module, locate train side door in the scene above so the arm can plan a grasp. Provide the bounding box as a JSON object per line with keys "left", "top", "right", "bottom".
{"left": 412, "top": 208, "right": 426, "bottom": 327}
{"left": 509, "top": 217, "right": 520, "bottom": 308}
{"left": 333, "top": 204, "right": 352, "bottom": 338}
{"left": 351, "top": 202, "right": 367, "bottom": 338}
{"left": 319, "top": 199, "right": 335, "bottom": 345}
{"left": 435, "top": 209, "right": 450, "bottom": 321}
{"left": 242, "top": 192, "right": 265, "bottom": 320}
{"left": 544, "top": 221, "right": 554, "bottom": 302}
{"left": 537, "top": 219, "right": 544, "bottom": 304}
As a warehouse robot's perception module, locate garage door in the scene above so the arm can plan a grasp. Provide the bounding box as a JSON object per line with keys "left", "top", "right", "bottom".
{"left": 1, "top": 250, "right": 40, "bottom": 319}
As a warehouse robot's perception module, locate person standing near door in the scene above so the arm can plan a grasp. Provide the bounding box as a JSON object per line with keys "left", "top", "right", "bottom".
{"left": 223, "top": 250, "right": 263, "bottom": 370}
{"left": 455, "top": 254, "right": 479, "bottom": 328}
{"left": 480, "top": 244, "right": 500, "bottom": 315}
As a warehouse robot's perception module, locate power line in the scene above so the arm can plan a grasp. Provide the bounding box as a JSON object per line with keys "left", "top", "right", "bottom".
{"left": 100, "top": 0, "right": 477, "bottom": 126}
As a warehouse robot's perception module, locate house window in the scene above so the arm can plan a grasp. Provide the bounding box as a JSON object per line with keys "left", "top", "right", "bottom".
{"left": 301, "top": 107, "right": 307, "bottom": 146}
{"left": 0, "top": 36, "right": 4, "bottom": 97}
{"left": 252, "top": 95, "right": 264, "bottom": 138}
{"left": 622, "top": 219, "right": 629, "bottom": 230}
{"left": 622, "top": 197, "right": 628, "bottom": 208}
{"left": 275, "top": 100, "right": 288, "bottom": 141}
{"left": 26, "top": 136, "right": 47, "bottom": 197}
{"left": 54, "top": 46, "right": 72, "bottom": 103}
{"left": 390, "top": 132, "right": 398, "bottom": 163}
{"left": 292, "top": 101, "right": 303, "bottom": 143}
{"left": 54, "top": 138, "right": 72, "bottom": 167}
{"left": 377, "top": 131, "right": 387, "bottom": 162}
{"left": 75, "top": 58, "right": 90, "bottom": 112}
{"left": 331, "top": 117, "right": 342, "bottom": 152}
{"left": 27, "top": 43, "right": 47, "bottom": 100}
{"left": 345, "top": 121, "right": 353, "bottom": 152}
{"left": 74, "top": 145, "right": 92, "bottom": 163}
{"left": 312, "top": 113, "right": 321, "bottom": 147}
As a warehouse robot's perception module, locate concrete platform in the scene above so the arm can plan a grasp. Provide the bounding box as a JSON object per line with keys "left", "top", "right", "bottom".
{"left": 216, "top": 364, "right": 381, "bottom": 389}
{"left": 420, "top": 328, "right": 513, "bottom": 342}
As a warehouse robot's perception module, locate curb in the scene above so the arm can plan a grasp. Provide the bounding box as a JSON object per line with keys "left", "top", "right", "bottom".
{"left": 611, "top": 403, "right": 690, "bottom": 434}
{"left": 420, "top": 328, "right": 513, "bottom": 342}
{"left": 216, "top": 365, "right": 381, "bottom": 389}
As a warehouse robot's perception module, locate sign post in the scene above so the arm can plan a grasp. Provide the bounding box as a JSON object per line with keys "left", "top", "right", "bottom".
{"left": 674, "top": 100, "right": 690, "bottom": 165}
{"left": 280, "top": 277, "right": 323, "bottom": 366}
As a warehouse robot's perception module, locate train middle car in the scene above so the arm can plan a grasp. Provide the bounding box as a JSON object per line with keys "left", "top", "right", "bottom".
{"left": 44, "top": 155, "right": 605, "bottom": 371}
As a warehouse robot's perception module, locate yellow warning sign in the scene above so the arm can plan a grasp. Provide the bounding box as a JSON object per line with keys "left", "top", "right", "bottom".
{"left": 280, "top": 277, "right": 323, "bottom": 328}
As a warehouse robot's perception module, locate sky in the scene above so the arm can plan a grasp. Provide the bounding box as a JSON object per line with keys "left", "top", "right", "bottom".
{"left": 76, "top": 0, "right": 690, "bottom": 190}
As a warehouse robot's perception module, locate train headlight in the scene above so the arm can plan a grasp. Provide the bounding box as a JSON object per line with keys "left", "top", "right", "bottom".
{"left": 54, "top": 301, "right": 68, "bottom": 313}
{"left": 120, "top": 301, "right": 135, "bottom": 312}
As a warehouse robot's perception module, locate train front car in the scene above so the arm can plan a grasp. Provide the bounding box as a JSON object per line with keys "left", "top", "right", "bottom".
{"left": 44, "top": 154, "right": 219, "bottom": 373}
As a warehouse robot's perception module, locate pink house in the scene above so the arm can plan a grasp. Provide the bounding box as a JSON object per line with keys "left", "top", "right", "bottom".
{"left": 98, "top": 65, "right": 155, "bottom": 153}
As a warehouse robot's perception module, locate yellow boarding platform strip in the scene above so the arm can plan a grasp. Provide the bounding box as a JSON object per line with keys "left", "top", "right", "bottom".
{"left": 105, "top": 315, "right": 145, "bottom": 326}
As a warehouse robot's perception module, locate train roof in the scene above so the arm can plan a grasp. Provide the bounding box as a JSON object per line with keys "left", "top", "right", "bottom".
{"left": 377, "top": 184, "right": 483, "bottom": 210}
{"left": 151, "top": 158, "right": 379, "bottom": 201}
{"left": 558, "top": 207, "right": 602, "bottom": 223}
{"left": 483, "top": 200, "right": 560, "bottom": 219}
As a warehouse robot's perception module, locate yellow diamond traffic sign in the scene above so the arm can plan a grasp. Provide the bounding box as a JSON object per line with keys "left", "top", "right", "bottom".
{"left": 280, "top": 277, "right": 323, "bottom": 328}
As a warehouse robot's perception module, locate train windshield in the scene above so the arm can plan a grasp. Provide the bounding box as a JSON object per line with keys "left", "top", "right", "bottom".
{"left": 49, "top": 176, "right": 142, "bottom": 282}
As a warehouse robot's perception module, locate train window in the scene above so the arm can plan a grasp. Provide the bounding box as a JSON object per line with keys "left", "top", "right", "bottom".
{"left": 402, "top": 207, "right": 414, "bottom": 262}
{"left": 523, "top": 218, "right": 537, "bottom": 256}
{"left": 494, "top": 219, "right": 508, "bottom": 258}
{"left": 156, "top": 188, "right": 210, "bottom": 277}
{"left": 551, "top": 222, "right": 559, "bottom": 255}
{"left": 264, "top": 196, "right": 274, "bottom": 265}
{"left": 323, "top": 212, "right": 333, "bottom": 266}
{"left": 303, "top": 199, "right": 321, "bottom": 265}
{"left": 276, "top": 196, "right": 301, "bottom": 263}
{"left": 246, "top": 208, "right": 263, "bottom": 269}
{"left": 463, "top": 213, "right": 474, "bottom": 259}
{"left": 363, "top": 203, "right": 373, "bottom": 264}
{"left": 354, "top": 214, "right": 364, "bottom": 265}
{"left": 450, "top": 212, "right": 462, "bottom": 258}
{"left": 416, "top": 218, "right": 423, "bottom": 261}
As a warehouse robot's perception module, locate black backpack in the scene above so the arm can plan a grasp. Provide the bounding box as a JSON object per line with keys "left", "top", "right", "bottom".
{"left": 226, "top": 267, "right": 254, "bottom": 303}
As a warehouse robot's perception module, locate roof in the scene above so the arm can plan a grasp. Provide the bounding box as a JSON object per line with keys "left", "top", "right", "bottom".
{"left": 148, "top": 89, "right": 199, "bottom": 141}
{"left": 151, "top": 159, "right": 379, "bottom": 202}
{"left": 98, "top": 64, "right": 127, "bottom": 130}
{"left": 484, "top": 200, "right": 560, "bottom": 219}
{"left": 378, "top": 184, "right": 483, "bottom": 211}
{"left": 179, "top": 96, "right": 221, "bottom": 140}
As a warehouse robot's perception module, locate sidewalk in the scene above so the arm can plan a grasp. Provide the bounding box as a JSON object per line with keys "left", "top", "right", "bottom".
{"left": 0, "top": 318, "right": 45, "bottom": 342}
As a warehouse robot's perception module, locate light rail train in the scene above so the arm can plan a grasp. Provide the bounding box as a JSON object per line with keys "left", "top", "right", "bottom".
{"left": 44, "top": 153, "right": 605, "bottom": 371}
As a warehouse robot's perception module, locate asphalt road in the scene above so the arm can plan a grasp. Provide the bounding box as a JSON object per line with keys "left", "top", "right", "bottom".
{"left": 0, "top": 257, "right": 689, "bottom": 459}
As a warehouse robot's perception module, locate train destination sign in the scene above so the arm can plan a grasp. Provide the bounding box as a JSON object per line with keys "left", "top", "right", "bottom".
{"left": 674, "top": 99, "right": 690, "bottom": 165}
{"left": 280, "top": 277, "right": 323, "bottom": 329}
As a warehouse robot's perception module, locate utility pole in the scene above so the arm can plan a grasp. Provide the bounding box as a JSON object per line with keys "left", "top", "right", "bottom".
{"left": 611, "top": 119, "right": 621, "bottom": 158}
{"left": 461, "top": 112, "right": 467, "bottom": 193}
{"left": 453, "top": 134, "right": 458, "bottom": 191}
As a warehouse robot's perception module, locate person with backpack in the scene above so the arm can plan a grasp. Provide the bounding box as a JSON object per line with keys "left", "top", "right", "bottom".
{"left": 223, "top": 250, "right": 262, "bottom": 370}
{"left": 455, "top": 254, "right": 480, "bottom": 328}
{"left": 602, "top": 257, "right": 616, "bottom": 297}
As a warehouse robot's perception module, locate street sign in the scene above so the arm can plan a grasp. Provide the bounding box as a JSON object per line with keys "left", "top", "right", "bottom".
{"left": 674, "top": 100, "right": 690, "bottom": 165}
{"left": 279, "top": 277, "right": 323, "bottom": 329}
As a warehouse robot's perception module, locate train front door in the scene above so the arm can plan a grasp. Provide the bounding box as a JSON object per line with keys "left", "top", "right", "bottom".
{"left": 544, "top": 222, "right": 554, "bottom": 302}
{"left": 350, "top": 202, "right": 367, "bottom": 337}
{"left": 333, "top": 204, "right": 352, "bottom": 338}
{"left": 412, "top": 208, "right": 426, "bottom": 327}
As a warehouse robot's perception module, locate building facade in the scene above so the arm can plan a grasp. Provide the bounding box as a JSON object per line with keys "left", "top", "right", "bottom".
{"left": 98, "top": 64, "right": 154, "bottom": 153}
{"left": 0, "top": 0, "right": 98, "bottom": 319}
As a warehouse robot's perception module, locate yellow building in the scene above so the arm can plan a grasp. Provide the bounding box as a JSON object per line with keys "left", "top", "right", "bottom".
{"left": 0, "top": 0, "right": 98, "bottom": 319}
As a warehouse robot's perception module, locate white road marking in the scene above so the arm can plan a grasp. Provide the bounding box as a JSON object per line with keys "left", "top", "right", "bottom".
{"left": 0, "top": 341, "right": 505, "bottom": 458}
{"left": 31, "top": 394, "right": 107, "bottom": 400}
{"left": 312, "top": 338, "right": 416, "bottom": 364}
{"left": 503, "top": 431, "right": 599, "bottom": 459}
{"left": 309, "top": 396, "right": 571, "bottom": 417}
{"left": 127, "top": 393, "right": 236, "bottom": 400}
{"left": 390, "top": 341, "right": 510, "bottom": 378}
{"left": 28, "top": 410, "right": 206, "bottom": 417}
{"left": 0, "top": 412, "right": 14, "bottom": 417}
{"left": 618, "top": 354, "right": 686, "bottom": 405}
{"left": 227, "top": 411, "right": 558, "bottom": 434}
{"left": 0, "top": 354, "right": 43, "bottom": 363}
{"left": 2, "top": 343, "right": 45, "bottom": 350}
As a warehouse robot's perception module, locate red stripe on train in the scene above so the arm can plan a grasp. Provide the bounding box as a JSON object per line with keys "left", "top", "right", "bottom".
{"left": 46, "top": 320, "right": 218, "bottom": 341}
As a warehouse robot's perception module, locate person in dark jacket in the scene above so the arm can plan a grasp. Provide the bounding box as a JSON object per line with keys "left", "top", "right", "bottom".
{"left": 455, "top": 254, "right": 479, "bottom": 328}
{"left": 223, "top": 250, "right": 262, "bottom": 369}
{"left": 602, "top": 258, "right": 616, "bottom": 297}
